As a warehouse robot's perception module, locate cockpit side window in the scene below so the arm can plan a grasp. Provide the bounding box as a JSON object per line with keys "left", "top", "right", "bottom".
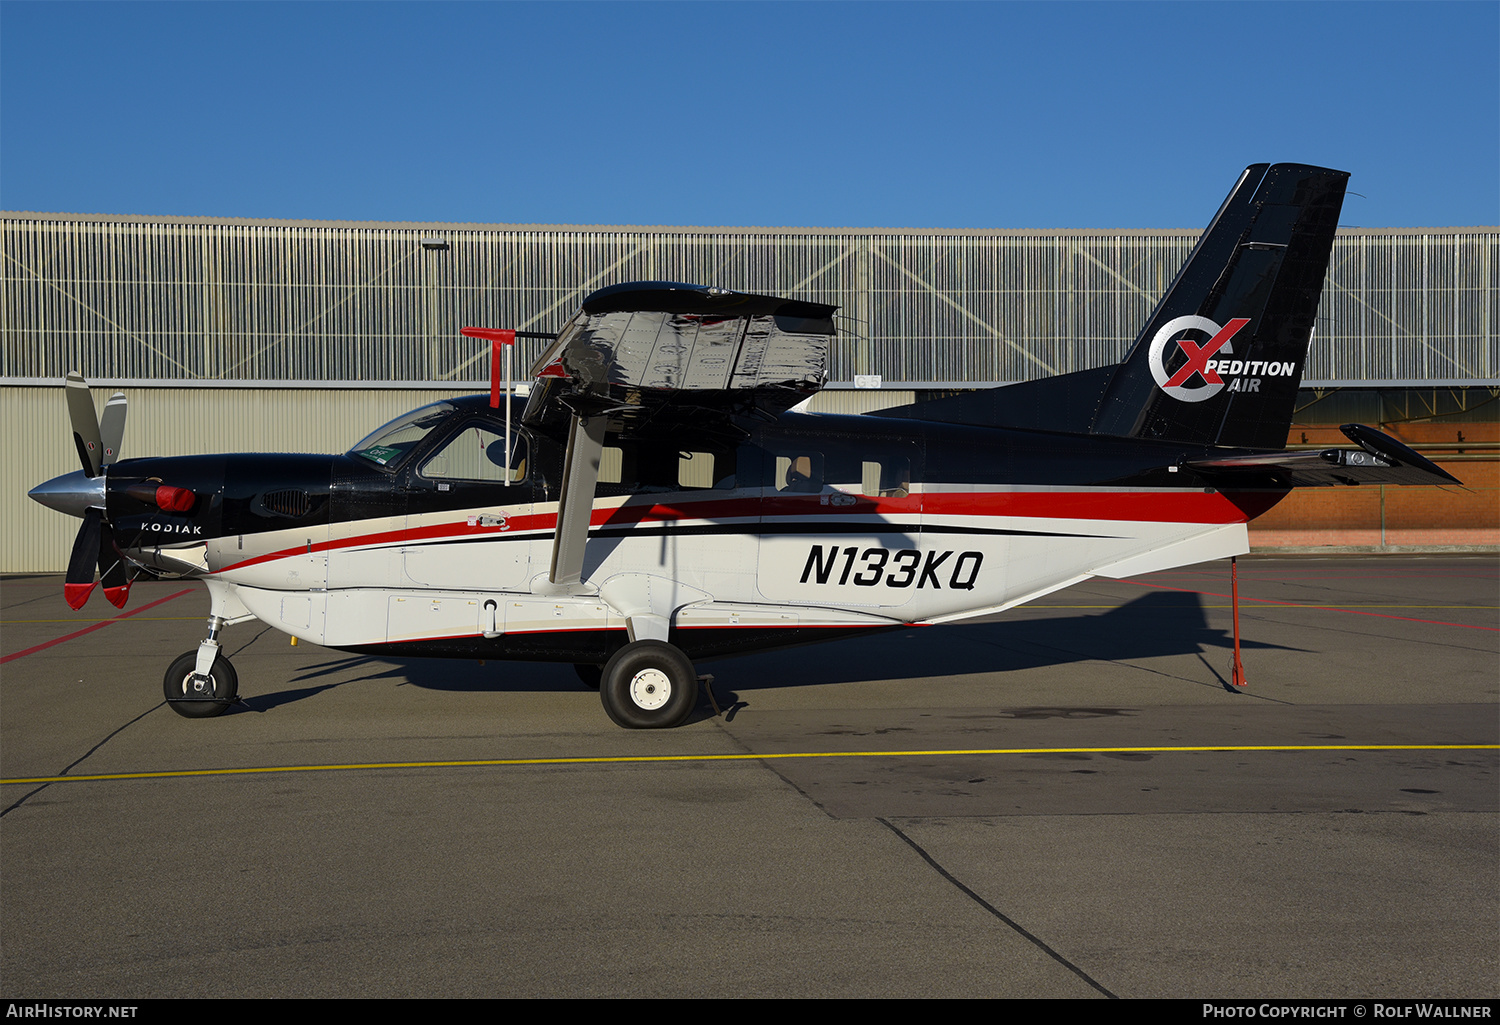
{"left": 419, "top": 422, "right": 528, "bottom": 484}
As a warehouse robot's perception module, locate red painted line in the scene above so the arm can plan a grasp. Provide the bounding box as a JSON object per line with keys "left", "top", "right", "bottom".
{"left": 1124, "top": 579, "right": 1499, "bottom": 632}
{"left": 0, "top": 588, "right": 198, "bottom": 663}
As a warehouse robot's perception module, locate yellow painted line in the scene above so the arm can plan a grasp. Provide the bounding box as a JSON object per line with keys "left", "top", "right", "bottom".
{"left": 3, "top": 744, "right": 1495, "bottom": 786}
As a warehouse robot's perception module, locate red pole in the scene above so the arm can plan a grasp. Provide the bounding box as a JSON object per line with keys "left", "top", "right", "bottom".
{"left": 460, "top": 327, "right": 516, "bottom": 409}
{"left": 490, "top": 339, "right": 503, "bottom": 408}
{"left": 1230, "top": 556, "right": 1248, "bottom": 687}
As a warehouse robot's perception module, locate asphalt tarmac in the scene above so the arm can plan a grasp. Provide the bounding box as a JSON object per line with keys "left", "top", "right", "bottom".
{"left": 2, "top": 556, "right": 1496, "bottom": 998}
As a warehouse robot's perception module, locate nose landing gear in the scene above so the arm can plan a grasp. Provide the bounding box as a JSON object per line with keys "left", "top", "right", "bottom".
{"left": 163, "top": 648, "right": 238, "bottom": 718}
{"left": 164, "top": 584, "right": 257, "bottom": 719}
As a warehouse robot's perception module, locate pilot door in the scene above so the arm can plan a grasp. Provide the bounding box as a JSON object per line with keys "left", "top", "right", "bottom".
{"left": 754, "top": 431, "right": 923, "bottom": 609}
{"left": 398, "top": 419, "right": 534, "bottom": 592}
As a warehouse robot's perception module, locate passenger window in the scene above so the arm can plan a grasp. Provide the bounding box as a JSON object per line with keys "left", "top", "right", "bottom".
{"left": 599, "top": 439, "right": 733, "bottom": 492}
{"left": 420, "top": 424, "right": 527, "bottom": 483}
{"left": 775, "top": 454, "right": 824, "bottom": 493}
{"left": 862, "top": 458, "right": 910, "bottom": 498}
{"left": 678, "top": 451, "right": 716, "bottom": 489}
{"left": 600, "top": 445, "right": 623, "bottom": 485}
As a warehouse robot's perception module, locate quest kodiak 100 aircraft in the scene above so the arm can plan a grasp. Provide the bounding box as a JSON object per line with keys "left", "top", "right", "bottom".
{"left": 29, "top": 163, "right": 1460, "bottom": 729}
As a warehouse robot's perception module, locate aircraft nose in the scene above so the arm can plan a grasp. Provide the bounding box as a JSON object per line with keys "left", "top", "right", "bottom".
{"left": 28, "top": 469, "right": 105, "bottom": 519}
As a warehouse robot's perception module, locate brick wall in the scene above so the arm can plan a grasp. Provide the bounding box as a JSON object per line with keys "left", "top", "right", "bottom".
{"left": 1249, "top": 423, "right": 1498, "bottom": 550}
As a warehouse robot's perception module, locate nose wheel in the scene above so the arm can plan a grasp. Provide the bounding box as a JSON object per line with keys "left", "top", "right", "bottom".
{"left": 163, "top": 650, "right": 238, "bottom": 718}
{"left": 598, "top": 640, "right": 699, "bottom": 729}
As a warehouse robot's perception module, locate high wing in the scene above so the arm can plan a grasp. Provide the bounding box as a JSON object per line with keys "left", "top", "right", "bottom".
{"left": 521, "top": 281, "right": 838, "bottom": 585}
{"left": 1183, "top": 423, "right": 1462, "bottom": 488}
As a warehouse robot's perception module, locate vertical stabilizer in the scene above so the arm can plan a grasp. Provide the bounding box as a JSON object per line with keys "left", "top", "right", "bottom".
{"left": 1090, "top": 163, "right": 1349, "bottom": 449}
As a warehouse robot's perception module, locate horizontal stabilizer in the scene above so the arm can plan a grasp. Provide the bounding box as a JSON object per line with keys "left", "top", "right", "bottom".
{"left": 1184, "top": 424, "right": 1462, "bottom": 487}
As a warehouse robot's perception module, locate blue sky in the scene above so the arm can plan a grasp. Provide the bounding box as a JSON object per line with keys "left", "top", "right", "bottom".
{"left": 2, "top": 1, "right": 1495, "bottom": 230}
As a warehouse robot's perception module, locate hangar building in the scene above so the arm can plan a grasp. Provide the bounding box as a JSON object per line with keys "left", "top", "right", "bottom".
{"left": 3, "top": 212, "right": 1496, "bottom": 570}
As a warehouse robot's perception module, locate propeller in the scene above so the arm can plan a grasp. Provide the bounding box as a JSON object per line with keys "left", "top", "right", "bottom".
{"left": 57, "top": 373, "right": 132, "bottom": 610}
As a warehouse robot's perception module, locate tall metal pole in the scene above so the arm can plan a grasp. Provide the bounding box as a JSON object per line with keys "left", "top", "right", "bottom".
{"left": 1230, "top": 556, "right": 1247, "bottom": 688}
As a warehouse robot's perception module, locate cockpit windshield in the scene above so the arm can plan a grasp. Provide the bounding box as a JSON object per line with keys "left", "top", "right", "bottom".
{"left": 348, "top": 401, "right": 456, "bottom": 468}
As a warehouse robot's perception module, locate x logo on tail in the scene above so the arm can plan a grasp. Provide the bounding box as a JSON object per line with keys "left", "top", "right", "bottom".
{"left": 1163, "top": 318, "right": 1250, "bottom": 388}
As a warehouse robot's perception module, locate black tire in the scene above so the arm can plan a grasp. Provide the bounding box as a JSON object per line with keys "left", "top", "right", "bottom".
{"left": 163, "top": 650, "right": 238, "bottom": 719}
{"left": 573, "top": 663, "right": 603, "bottom": 690}
{"left": 599, "top": 640, "right": 698, "bottom": 729}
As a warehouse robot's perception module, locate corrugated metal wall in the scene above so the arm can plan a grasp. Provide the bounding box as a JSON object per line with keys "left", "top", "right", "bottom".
{"left": 5, "top": 214, "right": 1495, "bottom": 387}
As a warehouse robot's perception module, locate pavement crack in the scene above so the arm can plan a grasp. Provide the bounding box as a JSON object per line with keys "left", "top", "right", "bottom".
{"left": 1, "top": 703, "right": 163, "bottom": 818}
{"left": 711, "top": 715, "right": 841, "bottom": 820}
{"left": 876, "top": 817, "right": 1118, "bottom": 999}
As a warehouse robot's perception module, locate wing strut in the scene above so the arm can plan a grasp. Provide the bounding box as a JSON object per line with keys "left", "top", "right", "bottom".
{"left": 550, "top": 414, "right": 606, "bottom": 585}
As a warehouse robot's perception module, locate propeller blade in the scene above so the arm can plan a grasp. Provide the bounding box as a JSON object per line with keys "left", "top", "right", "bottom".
{"left": 99, "top": 391, "right": 127, "bottom": 467}
{"left": 99, "top": 531, "right": 131, "bottom": 609}
{"left": 65, "top": 372, "right": 103, "bottom": 478}
{"left": 65, "top": 508, "right": 103, "bottom": 610}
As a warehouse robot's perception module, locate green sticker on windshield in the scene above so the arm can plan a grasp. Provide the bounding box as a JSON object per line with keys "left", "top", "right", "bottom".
{"left": 359, "top": 445, "right": 401, "bottom": 465}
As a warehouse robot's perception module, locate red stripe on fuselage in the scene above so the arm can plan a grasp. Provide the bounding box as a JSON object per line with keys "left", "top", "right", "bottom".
{"left": 215, "top": 488, "right": 1275, "bottom": 573}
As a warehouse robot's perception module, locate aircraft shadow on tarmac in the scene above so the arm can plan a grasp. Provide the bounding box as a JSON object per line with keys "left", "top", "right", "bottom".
{"left": 235, "top": 590, "right": 1302, "bottom": 713}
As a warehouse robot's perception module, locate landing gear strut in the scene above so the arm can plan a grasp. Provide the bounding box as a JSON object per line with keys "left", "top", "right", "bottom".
{"left": 164, "top": 582, "right": 256, "bottom": 718}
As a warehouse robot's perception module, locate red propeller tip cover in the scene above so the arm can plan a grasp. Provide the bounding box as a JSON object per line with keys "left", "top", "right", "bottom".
{"left": 64, "top": 582, "right": 96, "bottom": 610}
{"left": 103, "top": 584, "right": 130, "bottom": 609}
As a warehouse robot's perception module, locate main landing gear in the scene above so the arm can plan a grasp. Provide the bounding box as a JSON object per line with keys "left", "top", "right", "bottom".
{"left": 597, "top": 639, "right": 699, "bottom": 729}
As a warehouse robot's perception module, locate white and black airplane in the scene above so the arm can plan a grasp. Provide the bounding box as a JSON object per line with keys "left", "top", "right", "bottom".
{"left": 29, "top": 163, "right": 1460, "bottom": 728}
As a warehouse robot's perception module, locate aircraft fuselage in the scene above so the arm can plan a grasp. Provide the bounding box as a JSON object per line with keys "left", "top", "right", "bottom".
{"left": 97, "top": 395, "right": 1286, "bottom": 665}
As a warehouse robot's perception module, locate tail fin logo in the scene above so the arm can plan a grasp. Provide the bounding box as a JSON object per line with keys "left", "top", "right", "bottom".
{"left": 1148, "top": 316, "right": 1251, "bottom": 402}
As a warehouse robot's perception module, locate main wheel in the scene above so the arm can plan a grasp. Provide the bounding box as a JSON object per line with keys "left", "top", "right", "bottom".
{"left": 573, "top": 663, "right": 602, "bottom": 690}
{"left": 599, "top": 640, "right": 698, "bottom": 729}
{"left": 162, "top": 650, "right": 238, "bottom": 719}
